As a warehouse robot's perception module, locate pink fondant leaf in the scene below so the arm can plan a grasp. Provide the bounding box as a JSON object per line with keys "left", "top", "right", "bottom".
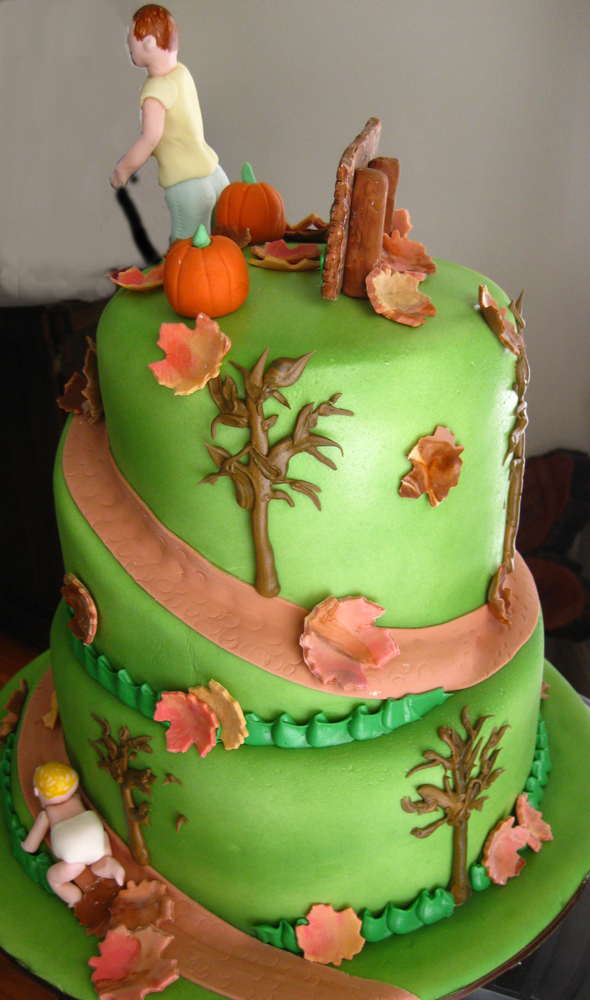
{"left": 300, "top": 596, "right": 400, "bottom": 691}
{"left": 515, "top": 793, "right": 553, "bottom": 852}
{"left": 149, "top": 315, "right": 231, "bottom": 396}
{"left": 251, "top": 240, "right": 321, "bottom": 264}
{"left": 154, "top": 691, "right": 219, "bottom": 757}
{"left": 89, "top": 924, "right": 178, "bottom": 1000}
{"left": 478, "top": 285, "right": 524, "bottom": 356}
{"left": 295, "top": 904, "right": 365, "bottom": 966}
{"left": 382, "top": 231, "right": 436, "bottom": 277}
{"left": 110, "top": 262, "right": 165, "bottom": 291}
{"left": 482, "top": 816, "right": 529, "bottom": 885}
{"left": 367, "top": 267, "right": 437, "bottom": 327}
{"left": 391, "top": 208, "right": 413, "bottom": 238}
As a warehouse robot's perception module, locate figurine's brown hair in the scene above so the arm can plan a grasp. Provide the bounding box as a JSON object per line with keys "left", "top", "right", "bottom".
{"left": 132, "top": 5, "right": 179, "bottom": 51}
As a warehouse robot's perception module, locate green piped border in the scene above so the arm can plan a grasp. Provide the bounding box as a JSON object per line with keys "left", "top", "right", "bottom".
{"left": 0, "top": 735, "right": 53, "bottom": 894}
{"left": 66, "top": 624, "right": 451, "bottom": 748}
{"left": 253, "top": 710, "right": 552, "bottom": 948}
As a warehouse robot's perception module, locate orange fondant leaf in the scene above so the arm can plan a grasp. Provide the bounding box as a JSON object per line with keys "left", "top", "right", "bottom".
{"left": 149, "top": 316, "right": 231, "bottom": 396}
{"left": 249, "top": 256, "right": 320, "bottom": 272}
{"left": 300, "top": 596, "right": 400, "bottom": 691}
{"left": 541, "top": 680, "right": 550, "bottom": 700}
{"left": 382, "top": 231, "right": 436, "bottom": 277}
{"left": 57, "top": 372, "right": 88, "bottom": 414}
{"left": 0, "top": 679, "right": 28, "bottom": 744}
{"left": 109, "top": 880, "right": 174, "bottom": 932}
{"left": 478, "top": 285, "right": 524, "bottom": 356}
{"left": 110, "top": 262, "right": 165, "bottom": 291}
{"left": 61, "top": 573, "right": 98, "bottom": 645}
{"left": 295, "top": 904, "right": 365, "bottom": 966}
{"left": 515, "top": 793, "right": 553, "bottom": 852}
{"left": 154, "top": 691, "right": 218, "bottom": 757}
{"left": 284, "top": 214, "right": 330, "bottom": 241}
{"left": 252, "top": 240, "right": 321, "bottom": 264}
{"left": 391, "top": 208, "right": 413, "bottom": 238}
{"left": 400, "top": 426, "right": 464, "bottom": 507}
{"left": 83, "top": 337, "right": 104, "bottom": 424}
{"left": 42, "top": 690, "right": 59, "bottom": 730}
{"left": 482, "top": 816, "right": 529, "bottom": 885}
{"left": 189, "top": 680, "right": 248, "bottom": 751}
{"left": 89, "top": 924, "right": 178, "bottom": 1000}
{"left": 211, "top": 224, "right": 251, "bottom": 248}
{"left": 75, "top": 878, "right": 121, "bottom": 938}
{"left": 366, "top": 268, "right": 436, "bottom": 327}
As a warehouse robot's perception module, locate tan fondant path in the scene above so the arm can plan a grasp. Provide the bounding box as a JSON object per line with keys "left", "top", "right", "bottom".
{"left": 17, "top": 667, "right": 417, "bottom": 1000}
{"left": 64, "top": 416, "right": 539, "bottom": 699}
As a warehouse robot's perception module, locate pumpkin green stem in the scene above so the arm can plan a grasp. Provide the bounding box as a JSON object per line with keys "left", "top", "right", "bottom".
{"left": 241, "top": 162, "right": 257, "bottom": 184}
{"left": 192, "top": 224, "right": 211, "bottom": 248}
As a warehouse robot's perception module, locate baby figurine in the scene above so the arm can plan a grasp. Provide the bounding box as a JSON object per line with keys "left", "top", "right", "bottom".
{"left": 21, "top": 762, "right": 125, "bottom": 907}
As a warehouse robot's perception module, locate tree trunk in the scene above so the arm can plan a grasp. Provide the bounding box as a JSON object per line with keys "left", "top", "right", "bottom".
{"left": 448, "top": 821, "right": 471, "bottom": 905}
{"left": 251, "top": 493, "right": 279, "bottom": 597}
{"left": 121, "top": 786, "right": 150, "bottom": 867}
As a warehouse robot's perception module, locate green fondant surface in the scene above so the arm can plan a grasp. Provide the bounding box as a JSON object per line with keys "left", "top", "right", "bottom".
{"left": 2, "top": 657, "right": 590, "bottom": 1000}
{"left": 51, "top": 603, "right": 544, "bottom": 935}
{"left": 66, "top": 620, "right": 449, "bottom": 747}
{"left": 55, "top": 441, "right": 432, "bottom": 721}
{"left": 97, "top": 257, "right": 517, "bottom": 627}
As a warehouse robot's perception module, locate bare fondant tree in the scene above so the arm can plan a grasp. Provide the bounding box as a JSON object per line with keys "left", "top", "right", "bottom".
{"left": 201, "top": 349, "right": 353, "bottom": 598}
{"left": 402, "top": 707, "right": 508, "bottom": 905}
{"left": 89, "top": 715, "right": 156, "bottom": 867}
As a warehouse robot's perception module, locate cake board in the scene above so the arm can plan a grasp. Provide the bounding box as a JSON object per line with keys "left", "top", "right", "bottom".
{"left": 0, "top": 655, "right": 589, "bottom": 1000}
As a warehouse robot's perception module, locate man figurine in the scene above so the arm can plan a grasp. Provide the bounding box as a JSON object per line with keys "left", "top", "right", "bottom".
{"left": 21, "top": 762, "right": 125, "bottom": 907}
{"left": 110, "top": 4, "right": 228, "bottom": 242}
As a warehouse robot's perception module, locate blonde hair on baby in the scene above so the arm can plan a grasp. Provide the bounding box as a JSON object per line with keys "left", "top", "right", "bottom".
{"left": 34, "top": 762, "right": 78, "bottom": 799}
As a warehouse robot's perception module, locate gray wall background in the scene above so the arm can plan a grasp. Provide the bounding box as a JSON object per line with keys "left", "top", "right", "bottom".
{"left": 1, "top": 0, "right": 589, "bottom": 455}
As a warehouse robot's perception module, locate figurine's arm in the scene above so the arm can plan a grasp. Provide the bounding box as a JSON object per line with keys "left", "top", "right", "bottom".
{"left": 21, "top": 810, "right": 50, "bottom": 853}
{"left": 110, "top": 97, "right": 166, "bottom": 189}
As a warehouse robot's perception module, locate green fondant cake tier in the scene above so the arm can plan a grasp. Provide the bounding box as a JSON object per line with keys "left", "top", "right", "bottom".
{"left": 97, "top": 256, "right": 517, "bottom": 627}
{"left": 51, "top": 600, "right": 544, "bottom": 935}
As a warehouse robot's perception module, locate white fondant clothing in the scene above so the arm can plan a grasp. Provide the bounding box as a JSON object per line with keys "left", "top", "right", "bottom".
{"left": 140, "top": 63, "right": 219, "bottom": 188}
{"left": 165, "top": 165, "right": 229, "bottom": 240}
{"left": 50, "top": 810, "right": 106, "bottom": 866}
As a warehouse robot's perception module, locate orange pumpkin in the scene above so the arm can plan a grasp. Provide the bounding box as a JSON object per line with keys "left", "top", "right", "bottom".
{"left": 163, "top": 226, "right": 249, "bottom": 319}
{"left": 215, "top": 163, "right": 286, "bottom": 245}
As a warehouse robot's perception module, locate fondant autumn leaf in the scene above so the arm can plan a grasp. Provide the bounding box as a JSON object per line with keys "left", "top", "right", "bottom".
{"left": 400, "top": 426, "right": 464, "bottom": 507}
{"left": 541, "top": 680, "right": 550, "bottom": 700}
{"left": 0, "top": 679, "right": 28, "bottom": 744}
{"left": 482, "top": 816, "right": 529, "bottom": 885}
{"left": 391, "top": 208, "right": 413, "bottom": 238}
{"left": 109, "top": 880, "right": 174, "bottom": 932}
{"left": 42, "top": 690, "right": 59, "bottom": 730}
{"left": 75, "top": 878, "right": 121, "bottom": 938}
{"left": 149, "top": 315, "right": 231, "bottom": 396}
{"left": 110, "top": 262, "right": 165, "bottom": 291}
{"left": 89, "top": 924, "right": 178, "bottom": 1000}
{"left": 478, "top": 285, "right": 524, "bottom": 356}
{"left": 154, "top": 691, "right": 219, "bottom": 757}
{"left": 252, "top": 240, "right": 321, "bottom": 265}
{"left": 488, "top": 563, "right": 512, "bottom": 625}
{"left": 382, "top": 231, "right": 436, "bottom": 277}
{"left": 57, "top": 371, "right": 87, "bottom": 414}
{"left": 83, "top": 337, "right": 104, "bottom": 424}
{"left": 366, "top": 268, "right": 437, "bottom": 327}
{"left": 211, "top": 224, "right": 251, "bottom": 248}
{"left": 300, "top": 596, "right": 400, "bottom": 691}
{"left": 189, "top": 680, "right": 248, "bottom": 751}
{"left": 295, "top": 904, "right": 365, "bottom": 966}
{"left": 284, "top": 214, "right": 330, "bottom": 241}
{"left": 61, "top": 573, "right": 98, "bottom": 645}
{"left": 515, "top": 793, "right": 553, "bottom": 852}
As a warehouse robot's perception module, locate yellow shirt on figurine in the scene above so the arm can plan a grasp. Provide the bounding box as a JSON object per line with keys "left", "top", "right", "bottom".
{"left": 139, "top": 63, "right": 219, "bottom": 187}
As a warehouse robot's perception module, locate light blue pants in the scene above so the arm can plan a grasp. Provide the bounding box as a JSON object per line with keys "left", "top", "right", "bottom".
{"left": 164, "top": 164, "right": 230, "bottom": 242}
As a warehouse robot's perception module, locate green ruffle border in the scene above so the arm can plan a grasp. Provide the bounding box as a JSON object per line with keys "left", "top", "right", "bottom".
{"left": 0, "top": 734, "right": 53, "bottom": 893}
{"left": 66, "top": 623, "right": 451, "bottom": 749}
{"left": 253, "top": 714, "right": 552, "bottom": 951}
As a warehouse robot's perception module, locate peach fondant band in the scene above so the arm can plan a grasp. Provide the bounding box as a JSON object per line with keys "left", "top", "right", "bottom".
{"left": 63, "top": 416, "right": 539, "bottom": 700}
{"left": 18, "top": 667, "right": 417, "bottom": 1000}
